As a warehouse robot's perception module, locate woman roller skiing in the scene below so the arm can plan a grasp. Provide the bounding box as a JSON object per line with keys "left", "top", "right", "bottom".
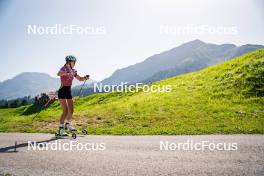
{"left": 57, "top": 55, "right": 89, "bottom": 136}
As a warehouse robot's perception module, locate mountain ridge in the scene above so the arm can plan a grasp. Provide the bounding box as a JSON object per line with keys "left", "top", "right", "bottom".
{"left": 0, "top": 72, "right": 60, "bottom": 100}
{"left": 101, "top": 40, "right": 263, "bottom": 85}
{"left": 1, "top": 40, "right": 263, "bottom": 99}
{"left": 0, "top": 72, "right": 95, "bottom": 100}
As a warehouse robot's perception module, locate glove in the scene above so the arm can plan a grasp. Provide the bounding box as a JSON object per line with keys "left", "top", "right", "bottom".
{"left": 72, "top": 69, "right": 78, "bottom": 76}
{"left": 85, "top": 75, "right": 90, "bottom": 80}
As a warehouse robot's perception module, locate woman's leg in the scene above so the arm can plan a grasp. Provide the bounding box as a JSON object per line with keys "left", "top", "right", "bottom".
{"left": 66, "top": 99, "right": 74, "bottom": 122}
{"left": 59, "top": 99, "right": 68, "bottom": 124}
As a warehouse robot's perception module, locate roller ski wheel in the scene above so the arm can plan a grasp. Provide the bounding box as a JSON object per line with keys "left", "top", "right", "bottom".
{"left": 55, "top": 132, "right": 64, "bottom": 138}
{"left": 55, "top": 132, "right": 66, "bottom": 138}
{"left": 82, "top": 129, "right": 88, "bottom": 135}
{"left": 72, "top": 133, "right": 77, "bottom": 139}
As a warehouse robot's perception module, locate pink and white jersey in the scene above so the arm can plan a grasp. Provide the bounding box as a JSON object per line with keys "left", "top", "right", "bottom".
{"left": 59, "top": 65, "right": 75, "bottom": 86}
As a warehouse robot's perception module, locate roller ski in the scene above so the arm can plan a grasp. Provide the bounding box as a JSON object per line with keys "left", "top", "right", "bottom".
{"left": 65, "top": 122, "right": 88, "bottom": 135}
{"left": 55, "top": 125, "right": 77, "bottom": 139}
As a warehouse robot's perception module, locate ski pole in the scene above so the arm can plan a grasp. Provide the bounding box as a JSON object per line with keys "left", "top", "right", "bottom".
{"left": 77, "top": 79, "right": 87, "bottom": 97}
{"left": 32, "top": 94, "right": 56, "bottom": 121}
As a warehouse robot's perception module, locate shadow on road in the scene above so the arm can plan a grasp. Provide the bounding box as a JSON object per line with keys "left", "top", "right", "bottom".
{"left": 0, "top": 137, "right": 59, "bottom": 153}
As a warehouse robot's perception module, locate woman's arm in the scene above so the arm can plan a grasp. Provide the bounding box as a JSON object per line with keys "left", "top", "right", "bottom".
{"left": 75, "top": 74, "right": 89, "bottom": 81}
{"left": 57, "top": 70, "right": 69, "bottom": 77}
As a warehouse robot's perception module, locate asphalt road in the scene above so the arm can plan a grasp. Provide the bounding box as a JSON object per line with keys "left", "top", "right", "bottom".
{"left": 0, "top": 133, "right": 263, "bottom": 176}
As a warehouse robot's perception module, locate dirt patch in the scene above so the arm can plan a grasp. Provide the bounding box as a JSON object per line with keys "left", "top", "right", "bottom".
{"left": 38, "top": 118, "right": 88, "bottom": 130}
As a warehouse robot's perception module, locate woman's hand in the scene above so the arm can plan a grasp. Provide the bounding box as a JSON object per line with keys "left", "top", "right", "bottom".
{"left": 72, "top": 69, "right": 78, "bottom": 77}
{"left": 84, "top": 75, "right": 90, "bottom": 80}
{"left": 75, "top": 74, "right": 89, "bottom": 81}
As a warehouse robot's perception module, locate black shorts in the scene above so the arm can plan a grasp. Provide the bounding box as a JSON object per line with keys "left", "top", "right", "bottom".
{"left": 58, "top": 86, "right": 72, "bottom": 99}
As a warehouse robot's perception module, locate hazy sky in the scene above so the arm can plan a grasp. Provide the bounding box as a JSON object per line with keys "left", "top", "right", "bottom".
{"left": 0, "top": 0, "right": 263, "bottom": 82}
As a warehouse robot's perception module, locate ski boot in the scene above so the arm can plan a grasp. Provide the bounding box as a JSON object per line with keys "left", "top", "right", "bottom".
{"left": 55, "top": 125, "right": 77, "bottom": 139}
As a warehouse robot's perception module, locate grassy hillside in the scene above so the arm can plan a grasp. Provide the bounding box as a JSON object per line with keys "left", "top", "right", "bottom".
{"left": 0, "top": 49, "right": 263, "bottom": 134}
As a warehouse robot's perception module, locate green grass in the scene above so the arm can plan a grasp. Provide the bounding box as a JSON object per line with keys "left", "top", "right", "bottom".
{"left": 0, "top": 49, "right": 264, "bottom": 134}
